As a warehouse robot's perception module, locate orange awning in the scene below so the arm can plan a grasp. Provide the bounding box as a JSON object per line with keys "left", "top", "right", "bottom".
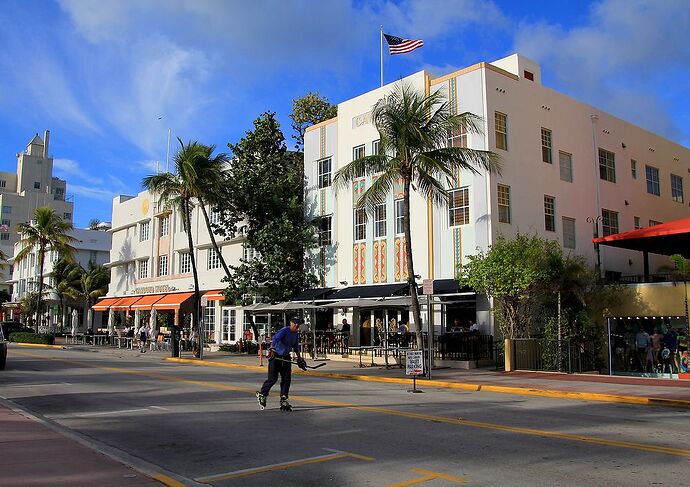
{"left": 130, "top": 294, "right": 164, "bottom": 310}
{"left": 92, "top": 297, "right": 122, "bottom": 311}
{"left": 111, "top": 296, "right": 144, "bottom": 311}
{"left": 203, "top": 289, "right": 225, "bottom": 301}
{"left": 152, "top": 292, "right": 195, "bottom": 310}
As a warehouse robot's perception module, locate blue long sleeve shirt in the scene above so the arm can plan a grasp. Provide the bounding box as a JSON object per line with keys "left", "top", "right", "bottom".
{"left": 271, "top": 326, "right": 300, "bottom": 357}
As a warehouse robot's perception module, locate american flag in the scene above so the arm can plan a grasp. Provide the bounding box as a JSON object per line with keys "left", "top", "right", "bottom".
{"left": 383, "top": 33, "right": 424, "bottom": 55}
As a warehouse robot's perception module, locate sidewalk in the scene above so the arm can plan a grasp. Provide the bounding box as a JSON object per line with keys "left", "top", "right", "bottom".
{"left": 0, "top": 402, "right": 171, "bottom": 487}
{"left": 176, "top": 352, "right": 690, "bottom": 408}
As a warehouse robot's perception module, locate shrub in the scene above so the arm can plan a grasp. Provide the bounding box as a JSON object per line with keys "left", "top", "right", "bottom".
{"left": 218, "top": 344, "right": 236, "bottom": 353}
{"left": 9, "top": 332, "right": 55, "bottom": 345}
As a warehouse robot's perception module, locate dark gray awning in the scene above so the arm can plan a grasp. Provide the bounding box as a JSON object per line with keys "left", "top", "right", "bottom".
{"left": 328, "top": 283, "right": 408, "bottom": 300}
{"left": 291, "top": 287, "right": 334, "bottom": 302}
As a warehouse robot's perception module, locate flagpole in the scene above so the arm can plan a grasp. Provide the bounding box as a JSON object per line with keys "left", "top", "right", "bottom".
{"left": 380, "top": 25, "right": 384, "bottom": 87}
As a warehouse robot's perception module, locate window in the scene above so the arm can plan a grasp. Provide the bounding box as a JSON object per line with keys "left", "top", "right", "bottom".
{"left": 634, "top": 216, "right": 641, "bottom": 229}
{"left": 243, "top": 245, "right": 259, "bottom": 262}
{"left": 354, "top": 207, "right": 366, "bottom": 241}
{"left": 159, "top": 255, "right": 168, "bottom": 276}
{"left": 34, "top": 182, "right": 41, "bottom": 189}
{"left": 138, "top": 259, "right": 149, "bottom": 279}
{"left": 160, "top": 216, "right": 169, "bottom": 236}
{"left": 495, "top": 112, "right": 507, "bottom": 150}
{"left": 89, "top": 251, "right": 98, "bottom": 264}
{"left": 374, "top": 203, "right": 387, "bottom": 238}
{"left": 544, "top": 195, "right": 556, "bottom": 232}
{"left": 601, "top": 209, "right": 619, "bottom": 236}
{"left": 598, "top": 148, "right": 616, "bottom": 182}
{"left": 207, "top": 249, "right": 221, "bottom": 270}
{"left": 0, "top": 180, "right": 5, "bottom": 188}
{"left": 203, "top": 302, "right": 215, "bottom": 341}
{"left": 645, "top": 165, "right": 660, "bottom": 196}
{"left": 317, "top": 158, "right": 332, "bottom": 188}
{"left": 631, "top": 159, "right": 637, "bottom": 179}
{"left": 2, "top": 206, "right": 11, "bottom": 214}
{"left": 140, "top": 221, "right": 150, "bottom": 241}
{"left": 63, "top": 213, "right": 71, "bottom": 220}
{"left": 671, "top": 174, "right": 684, "bottom": 203}
{"left": 497, "top": 184, "right": 511, "bottom": 223}
{"left": 449, "top": 187, "right": 470, "bottom": 226}
{"left": 524, "top": 70, "right": 534, "bottom": 81}
{"left": 1, "top": 218, "right": 9, "bottom": 227}
{"left": 394, "top": 199, "right": 404, "bottom": 235}
{"left": 179, "top": 252, "right": 191, "bottom": 274}
{"left": 372, "top": 140, "right": 380, "bottom": 155}
{"left": 562, "top": 217, "right": 576, "bottom": 249}
{"left": 353, "top": 145, "right": 366, "bottom": 178}
{"left": 0, "top": 233, "right": 8, "bottom": 241}
{"left": 649, "top": 219, "right": 663, "bottom": 226}
{"left": 210, "top": 208, "right": 221, "bottom": 225}
{"left": 223, "top": 309, "right": 236, "bottom": 342}
{"left": 448, "top": 125, "right": 467, "bottom": 148}
{"left": 559, "top": 151, "right": 573, "bottom": 182}
{"left": 318, "top": 216, "right": 332, "bottom": 246}
{"left": 541, "top": 128, "right": 552, "bottom": 163}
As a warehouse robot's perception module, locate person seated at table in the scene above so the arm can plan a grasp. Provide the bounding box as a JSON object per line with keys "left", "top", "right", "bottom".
{"left": 374, "top": 318, "right": 384, "bottom": 346}
{"left": 340, "top": 319, "right": 351, "bottom": 348}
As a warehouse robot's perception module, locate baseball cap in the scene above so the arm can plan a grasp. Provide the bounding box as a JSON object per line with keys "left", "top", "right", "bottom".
{"left": 289, "top": 316, "right": 303, "bottom": 325}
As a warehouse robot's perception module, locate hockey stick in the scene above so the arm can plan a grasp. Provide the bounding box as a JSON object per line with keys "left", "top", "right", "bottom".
{"left": 272, "top": 356, "right": 327, "bottom": 369}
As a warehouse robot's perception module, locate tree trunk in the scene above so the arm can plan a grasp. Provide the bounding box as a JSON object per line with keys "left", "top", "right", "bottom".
{"left": 35, "top": 247, "right": 46, "bottom": 333}
{"left": 183, "top": 198, "right": 203, "bottom": 359}
{"left": 198, "top": 198, "right": 232, "bottom": 279}
{"left": 403, "top": 179, "right": 423, "bottom": 350}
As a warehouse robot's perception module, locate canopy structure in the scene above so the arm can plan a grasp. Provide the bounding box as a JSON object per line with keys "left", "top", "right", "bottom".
{"left": 328, "top": 283, "right": 408, "bottom": 300}
{"left": 110, "top": 296, "right": 142, "bottom": 311}
{"left": 130, "top": 294, "right": 164, "bottom": 310}
{"left": 203, "top": 290, "right": 225, "bottom": 301}
{"left": 593, "top": 217, "right": 690, "bottom": 258}
{"left": 152, "top": 292, "right": 195, "bottom": 310}
{"left": 92, "top": 297, "right": 122, "bottom": 311}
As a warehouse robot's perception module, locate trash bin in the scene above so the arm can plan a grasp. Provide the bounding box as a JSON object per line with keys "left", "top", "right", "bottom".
{"left": 172, "top": 325, "right": 181, "bottom": 358}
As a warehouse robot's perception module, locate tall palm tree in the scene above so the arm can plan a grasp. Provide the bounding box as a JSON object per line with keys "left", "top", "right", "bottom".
{"left": 52, "top": 257, "right": 82, "bottom": 332}
{"left": 15, "top": 207, "right": 76, "bottom": 332}
{"left": 334, "top": 83, "right": 500, "bottom": 349}
{"left": 75, "top": 262, "right": 110, "bottom": 332}
{"left": 143, "top": 139, "right": 221, "bottom": 359}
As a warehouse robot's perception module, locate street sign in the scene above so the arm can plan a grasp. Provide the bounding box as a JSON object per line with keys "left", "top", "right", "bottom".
{"left": 406, "top": 350, "right": 424, "bottom": 376}
{"left": 422, "top": 279, "right": 433, "bottom": 296}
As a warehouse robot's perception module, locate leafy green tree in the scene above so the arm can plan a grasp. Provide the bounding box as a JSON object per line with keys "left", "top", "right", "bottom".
{"left": 289, "top": 92, "right": 337, "bottom": 151}
{"left": 75, "top": 262, "right": 110, "bottom": 332}
{"left": 15, "top": 207, "right": 76, "bottom": 331}
{"left": 20, "top": 291, "right": 47, "bottom": 327}
{"left": 670, "top": 254, "right": 690, "bottom": 329}
{"left": 217, "top": 112, "right": 317, "bottom": 304}
{"left": 334, "top": 83, "right": 500, "bottom": 348}
{"left": 51, "top": 257, "right": 82, "bottom": 331}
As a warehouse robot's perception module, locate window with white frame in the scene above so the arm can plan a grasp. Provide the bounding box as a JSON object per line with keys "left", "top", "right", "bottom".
{"left": 89, "top": 251, "right": 97, "bottom": 264}
{"left": 631, "top": 159, "right": 637, "bottom": 179}
{"left": 2, "top": 206, "right": 11, "bottom": 214}
{"left": 448, "top": 124, "right": 467, "bottom": 148}
{"left": 0, "top": 180, "right": 5, "bottom": 188}
{"left": 353, "top": 145, "right": 366, "bottom": 178}
{"left": 203, "top": 302, "right": 215, "bottom": 341}
{"left": 243, "top": 245, "right": 259, "bottom": 262}
{"left": 646, "top": 165, "right": 660, "bottom": 196}
{"left": 372, "top": 140, "right": 380, "bottom": 155}
{"left": 318, "top": 157, "right": 331, "bottom": 189}
{"left": 222, "top": 309, "right": 236, "bottom": 342}
{"left": 598, "top": 148, "right": 616, "bottom": 182}
{"left": 207, "top": 249, "right": 221, "bottom": 269}
{"left": 354, "top": 207, "right": 366, "bottom": 241}
{"left": 559, "top": 151, "right": 573, "bottom": 182}
{"left": 63, "top": 213, "right": 71, "bottom": 221}
{"left": 671, "top": 174, "right": 683, "bottom": 203}
{"left": 158, "top": 254, "right": 168, "bottom": 276}
{"left": 34, "top": 181, "right": 41, "bottom": 189}
{"left": 449, "top": 187, "right": 469, "bottom": 226}
{"left": 0, "top": 233, "right": 8, "bottom": 241}
{"left": 138, "top": 259, "right": 149, "bottom": 279}
{"left": 140, "top": 221, "right": 150, "bottom": 241}
{"left": 374, "top": 203, "right": 387, "bottom": 238}
{"left": 544, "top": 195, "right": 556, "bottom": 232}
{"left": 394, "top": 199, "right": 404, "bottom": 235}
{"left": 602, "top": 209, "right": 619, "bottom": 236}
{"left": 634, "top": 216, "right": 641, "bottom": 229}
{"left": 562, "top": 217, "right": 576, "bottom": 249}
{"left": 318, "top": 216, "right": 332, "bottom": 246}
{"left": 210, "top": 208, "right": 221, "bottom": 225}
{"left": 160, "top": 215, "right": 169, "bottom": 236}
{"left": 179, "top": 252, "right": 191, "bottom": 273}
{"left": 541, "top": 128, "right": 552, "bottom": 163}
{"left": 495, "top": 112, "right": 507, "bottom": 150}
{"left": 497, "top": 184, "right": 511, "bottom": 223}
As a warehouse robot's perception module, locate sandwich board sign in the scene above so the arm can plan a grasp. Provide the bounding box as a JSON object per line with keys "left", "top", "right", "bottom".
{"left": 405, "top": 350, "right": 424, "bottom": 393}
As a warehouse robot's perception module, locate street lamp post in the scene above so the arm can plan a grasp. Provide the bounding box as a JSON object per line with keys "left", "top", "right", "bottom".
{"left": 587, "top": 216, "right": 603, "bottom": 278}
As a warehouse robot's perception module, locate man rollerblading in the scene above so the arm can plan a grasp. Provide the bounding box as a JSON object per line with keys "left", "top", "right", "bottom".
{"left": 257, "top": 317, "right": 305, "bottom": 410}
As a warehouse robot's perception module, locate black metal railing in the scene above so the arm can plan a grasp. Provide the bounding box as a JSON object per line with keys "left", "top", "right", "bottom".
{"left": 513, "top": 338, "right": 599, "bottom": 373}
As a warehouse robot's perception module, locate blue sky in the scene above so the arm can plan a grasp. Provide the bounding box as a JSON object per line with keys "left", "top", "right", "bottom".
{"left": 1, "top": 0, "right": 689, "bottom": 228}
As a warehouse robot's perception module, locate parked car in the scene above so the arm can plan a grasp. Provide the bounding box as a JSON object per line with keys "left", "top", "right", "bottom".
{"left": 0, "top": 326, "right": 7, "bottom": 370}
{"left": 0, "top": 321, "right": 33, "bottom": 338}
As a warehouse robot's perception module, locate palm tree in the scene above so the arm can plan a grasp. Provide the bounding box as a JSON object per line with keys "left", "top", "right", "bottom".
{"left": 15, "top": 207, "right": 76, "bottom": 332}
{"left": 143, "top": 139, "right": 221, "bottom": 359}
{"left": 75, "top": 262, "right": 110, "bottom": 332}
{"left": 334, "top": 83, "right": 500, "bottom": 349}
{"left": 52, "top": 257, "right": 82, "bottom": 332}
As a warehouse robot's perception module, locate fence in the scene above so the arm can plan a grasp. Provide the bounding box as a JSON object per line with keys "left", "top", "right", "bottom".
{"left": 513, "top": 338, "right": 599, "bottom": 373}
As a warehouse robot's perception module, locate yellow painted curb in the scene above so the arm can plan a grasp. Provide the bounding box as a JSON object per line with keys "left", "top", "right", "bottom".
{"left": 12, "top": 342, "right": 65, "bottom": 349}
{"left": 152, "top": 473, "right": 188, "bottom": 487}
{"left": 162, "top": 357, "right": 690, "bottom": 409}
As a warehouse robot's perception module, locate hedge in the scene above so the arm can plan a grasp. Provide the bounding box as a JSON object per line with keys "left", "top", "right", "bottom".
{"left": 9, "top": 332, "right": 55, "bottom": 345}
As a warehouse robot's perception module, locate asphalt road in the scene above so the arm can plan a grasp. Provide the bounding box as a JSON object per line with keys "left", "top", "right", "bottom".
{"left": 2, "top": 346, "right": 689, "bottom": 486}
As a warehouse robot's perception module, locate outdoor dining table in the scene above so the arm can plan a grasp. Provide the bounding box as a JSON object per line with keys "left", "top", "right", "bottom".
{"left": 347, "top": 345, "right": 381, "bottom": 367}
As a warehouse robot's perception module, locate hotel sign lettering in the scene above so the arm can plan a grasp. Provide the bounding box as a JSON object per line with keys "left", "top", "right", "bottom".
{"left": 135, "top": 285, "right": 172, "bottom": 294}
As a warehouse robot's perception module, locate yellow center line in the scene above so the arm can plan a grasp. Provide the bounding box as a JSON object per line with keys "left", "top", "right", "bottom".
{"left": 15, "top": 351, "right": 690, "bottom": 459}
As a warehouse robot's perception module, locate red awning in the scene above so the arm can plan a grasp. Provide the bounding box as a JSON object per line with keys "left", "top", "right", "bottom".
{"left": 152, "top": 292, "right": 195, "bottom": 310}
{"left": 92, "top": 297, "right": 121, "bottom": 311}
{"left": 203, "top": 289, "right": 225, "bottom": 301}
{"left": 593, "top": 217, "right": 690, "bottom": 258}
{"left": 111, "top": 296, "right": 144, "bottom": 311}
{"left": 130, "top": 294, "right": 164, "bottom": 310}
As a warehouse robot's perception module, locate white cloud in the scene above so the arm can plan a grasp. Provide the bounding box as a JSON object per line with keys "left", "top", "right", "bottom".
{"left": 53, "top": 158, "right": 103, "bottom": 185}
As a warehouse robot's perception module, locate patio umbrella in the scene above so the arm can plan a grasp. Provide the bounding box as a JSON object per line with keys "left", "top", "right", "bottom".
{"left": 71, "top": 309, "right": 78, "bottom": 335}
{"left": 87, "top": 308, "right": 93, "bottom": 333}
{"left": 107, "top": 309, "right": 115, "bottom": 335}
{"left": 149, "top": 308, "right": 157, "bottom": 334}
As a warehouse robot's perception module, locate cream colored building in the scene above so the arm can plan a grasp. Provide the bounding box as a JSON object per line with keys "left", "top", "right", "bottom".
{"left": 303, "top": 53, "right": 690, "bottom": 338}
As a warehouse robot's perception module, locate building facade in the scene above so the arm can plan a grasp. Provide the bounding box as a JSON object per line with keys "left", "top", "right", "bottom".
{"left": 303, "top": 53, "right": 690, "bottom": 337}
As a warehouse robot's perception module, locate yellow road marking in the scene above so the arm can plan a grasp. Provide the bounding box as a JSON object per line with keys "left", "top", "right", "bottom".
{"left": 12, "top": 343, "right": 64, "bottom": 349}
{"left": 152, "top": 473, "right": 188, "bottom": 487}
{"left": 196, "top": 450, "right": 373, "bottom": 482}
{"left": 16, "top": 351, "right": 690, "bottom": 459}
{"left": 388, "top": 468, "right": 465, "bottom": 487}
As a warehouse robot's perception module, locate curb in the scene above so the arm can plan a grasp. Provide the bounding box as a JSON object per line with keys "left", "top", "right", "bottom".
{"left": 163, "top": 357, "right": 690, "bottom": 409}
{"left": 11, "top": 342, "right": 65, "bottom": 349}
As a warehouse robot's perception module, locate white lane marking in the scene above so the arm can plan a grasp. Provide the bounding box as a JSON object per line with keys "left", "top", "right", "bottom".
{"left": 7, "top": 382, "right": 73, "bottom": 388}
{"left": 77, "top": 408, "right": 150, "bottom": 417}
{"left": 150, "top": 406, "right": 169, "bottom": 410}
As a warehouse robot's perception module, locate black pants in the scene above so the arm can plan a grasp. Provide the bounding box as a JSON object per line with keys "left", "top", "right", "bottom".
{"left": 260, "top": 355, "right": 291, "bottom": 397}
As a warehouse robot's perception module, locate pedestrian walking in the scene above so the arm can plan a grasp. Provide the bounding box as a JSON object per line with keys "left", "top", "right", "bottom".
{"left": 139, "top": 324, "right": 150, "bottom": 353}
{"left": 256, "top": 317, "right": 307, "bottom": 411}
